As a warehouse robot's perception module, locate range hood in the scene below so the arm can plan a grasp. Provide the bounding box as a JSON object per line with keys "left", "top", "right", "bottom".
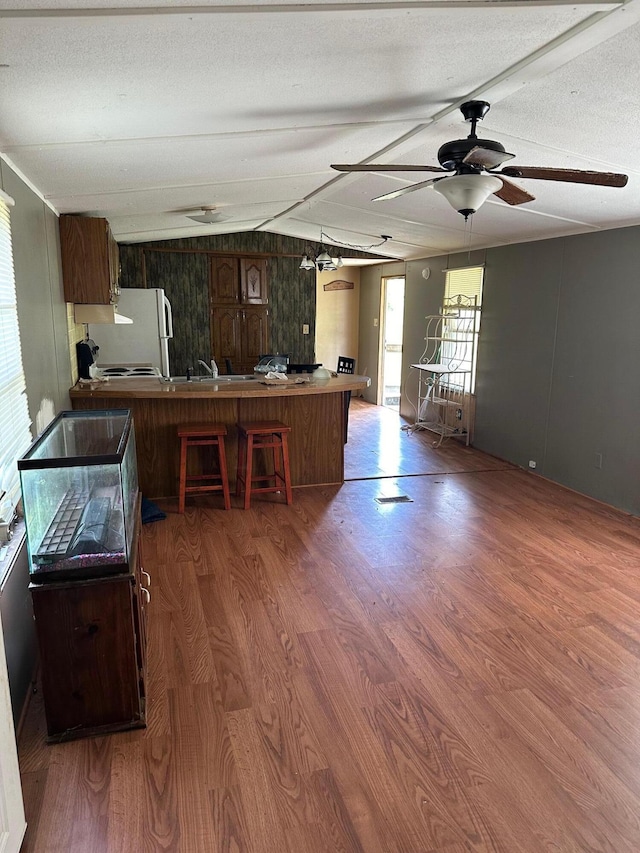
{"left": 74, "top": 304, "right": 133, "bottom": 324}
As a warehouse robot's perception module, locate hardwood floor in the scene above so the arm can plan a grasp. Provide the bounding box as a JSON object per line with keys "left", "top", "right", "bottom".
{"left": 18, "top": 401, "right": 640, "bottom": 852}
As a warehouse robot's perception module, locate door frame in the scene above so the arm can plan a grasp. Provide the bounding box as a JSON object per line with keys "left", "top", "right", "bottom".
{"left": 377, "top": 275, "right": 405, "bottom": 408}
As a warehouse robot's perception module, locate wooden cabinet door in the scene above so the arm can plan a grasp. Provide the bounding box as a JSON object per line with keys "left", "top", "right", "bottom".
{"left": 211, "top": 306, "right": 241, "bottom": 366}
{"left": 60, "top": 215, "right": 114, "bottom": 304}
{"left": 240, "top": 306, "right": 269, "bottom": 370}
{"left": 210, "top": 257, "right": 240, "bottom": 304}
{"left": 31, "top": 577, "right": 143, "bottom": 738}
{"left": 240, "top": 258, "right": 268, "bottom": 304}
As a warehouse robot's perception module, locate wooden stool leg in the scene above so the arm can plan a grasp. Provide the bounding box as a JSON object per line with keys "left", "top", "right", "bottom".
{"left": 178, "top": 436, "right": 188, "bottom": 513}
{"left": 236, "top": 434, "right": 246, "bottom": 498}
{"left": 244, "top": 434, "right": 254, "bottom": 510}
{"left": 218, "top": 435, "right": 231, "bottom": 511}
{"left": 272, "top": 438, "right": 280, "bottom": 487}
{"left": 281, "top": 432, "right": 293, "bottom": 505}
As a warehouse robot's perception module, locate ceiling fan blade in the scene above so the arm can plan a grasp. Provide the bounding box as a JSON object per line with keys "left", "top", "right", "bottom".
{"left": 372, "top": 178, "right": 441, "bottom": 202}
{"left": 493, "top": 177, "right": 535, "bottom": 206}
{"left": 331, "top": 163, "right": 447, "bottom": 173}
{"left": 463, "top": 146, "right": 515, "bottom": 170}
{"left": 500, "top": 166, "right": 628, "bottom": 187}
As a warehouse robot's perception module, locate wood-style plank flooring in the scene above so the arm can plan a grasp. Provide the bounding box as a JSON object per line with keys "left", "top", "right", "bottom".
{"left": 18, "top": 400, "right": 640, "bottom": 852}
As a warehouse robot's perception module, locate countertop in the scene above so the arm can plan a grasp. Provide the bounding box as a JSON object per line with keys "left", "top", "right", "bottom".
{"left": 70, "top": 373, "right": 370, "bottom": 400}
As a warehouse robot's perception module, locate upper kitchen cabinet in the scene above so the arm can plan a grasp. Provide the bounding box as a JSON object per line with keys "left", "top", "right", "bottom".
{"left": 210, "top": 256, "right": 268, "bottom": 305}
{"left": 60, "top": 215, "right": 121, "bottom": 304}
{"left": 240, "top": 258, "right": 268, "bottom": 304}
{"left": 209, "top": 256, "right": 239, "bottom": 304}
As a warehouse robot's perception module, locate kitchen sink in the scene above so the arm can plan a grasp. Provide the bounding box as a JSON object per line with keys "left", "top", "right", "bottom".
{"left": 200, "top": 374, "right": 256, "bottom": 382}
{"left": 164, "top": 374, "right": 256, "bottom": 384}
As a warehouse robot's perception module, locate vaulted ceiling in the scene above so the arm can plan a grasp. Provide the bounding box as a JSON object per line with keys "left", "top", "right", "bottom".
{"left": 1, "top": 1, "right": 639, "bottom": 260}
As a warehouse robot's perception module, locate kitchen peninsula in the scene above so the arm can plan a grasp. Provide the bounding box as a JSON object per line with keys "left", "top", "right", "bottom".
{"left": 70, "top": 374, "right": 369, "bottom": 499}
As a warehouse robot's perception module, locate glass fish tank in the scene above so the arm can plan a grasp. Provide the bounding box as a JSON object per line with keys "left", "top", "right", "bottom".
{"left": 18, "top": 409, "right": 138, "bottom": 583}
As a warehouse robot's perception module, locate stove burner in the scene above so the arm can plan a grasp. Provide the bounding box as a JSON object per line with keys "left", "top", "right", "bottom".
{"left": 96, "top": 365, "right": 162, "bottom": 379}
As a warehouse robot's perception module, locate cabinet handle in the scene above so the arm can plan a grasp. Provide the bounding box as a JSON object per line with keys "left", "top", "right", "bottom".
{"left": 141, "top": 587, "right": 151, "bottom": 604}
{"left": 141, "top": 568, "right": 151, "bottom": 588}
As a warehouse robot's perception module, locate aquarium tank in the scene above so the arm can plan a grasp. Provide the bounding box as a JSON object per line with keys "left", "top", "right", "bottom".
{"left": 18, "top": 410, "right": 138, "bottom": 582}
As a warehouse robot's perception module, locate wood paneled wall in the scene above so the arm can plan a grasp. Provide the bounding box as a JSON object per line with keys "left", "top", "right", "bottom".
{"left": 119, "top": 232, "right": 377, "bottom": 376}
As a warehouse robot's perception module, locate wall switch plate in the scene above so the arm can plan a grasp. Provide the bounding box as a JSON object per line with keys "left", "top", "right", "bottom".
{"left": 595, "top": 452, "right": 603, "bottom": 469}
{"left": 373, "top": 318, "right": 379, "bottom": 327}
{"left": 302, "top": 324, "right": 309, "bottom": 335}
{"left": 528, "top": 460, "right": 537, "bottom": 469}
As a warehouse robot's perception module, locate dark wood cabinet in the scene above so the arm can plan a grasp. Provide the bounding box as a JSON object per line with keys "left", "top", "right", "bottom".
{"left": 60, "top": 214, "right": 120, "bottom": 304}
{"left": 240, "top": 258, "right": 268, "bottom": 304}
{"left": 210, "top": 256, "right": 268, "bottom": 305}
{"left": 210, "top": 255, "right": 269, "bottom": 371}
{"left": 210, "top": 256, "right": 240, "bottom": 304}
{"left": 212, "top": 305, "right": 269, "bottom": 374}
{"left": 30, "top": 504, "right": 148, "bottom": 741}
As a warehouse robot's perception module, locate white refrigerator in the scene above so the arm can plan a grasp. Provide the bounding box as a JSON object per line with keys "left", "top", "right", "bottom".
{"left": 89, "top": 288, "right": 174, "bottom": 377}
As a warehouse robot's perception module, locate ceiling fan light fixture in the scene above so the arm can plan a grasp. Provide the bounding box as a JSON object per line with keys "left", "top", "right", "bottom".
{"left": 433, "top": 173, "right": 504, "bottom": 219}
{"left": 186, "top": 205, "right": 226, "bottom": 224}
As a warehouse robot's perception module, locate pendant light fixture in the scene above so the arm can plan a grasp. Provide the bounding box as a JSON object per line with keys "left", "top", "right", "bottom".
{"left": 299, "top": 229, "right": 391, "bottom": 271}
{"left": 299, "top": 231, "right": 343, "bottom": 271}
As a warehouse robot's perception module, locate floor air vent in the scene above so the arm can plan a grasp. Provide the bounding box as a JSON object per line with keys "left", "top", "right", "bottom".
{"left": 375, "top": 495, "right": 413, "bottom": 504}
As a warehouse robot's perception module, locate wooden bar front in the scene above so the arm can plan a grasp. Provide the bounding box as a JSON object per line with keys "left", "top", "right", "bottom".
{"left": 70, "top": 376, "right": 367, "bottom": 499}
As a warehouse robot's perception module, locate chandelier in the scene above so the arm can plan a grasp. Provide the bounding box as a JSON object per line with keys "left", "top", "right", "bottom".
{"left": 300, "top": 229, "right": 391, "bottom": 272}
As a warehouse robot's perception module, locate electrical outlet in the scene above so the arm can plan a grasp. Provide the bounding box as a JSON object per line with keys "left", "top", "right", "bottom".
{"left": 528, "top": 460, "right": 537, "bottom": 469}
{"left": 302, "top": 324, "right": 309, "bottom": 335}
{"left": 373, "top": 318, "right": 379, "bottom": 327}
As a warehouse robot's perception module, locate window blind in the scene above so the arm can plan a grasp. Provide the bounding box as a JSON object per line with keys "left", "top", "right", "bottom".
{"left": 0, "top": 190, "right": 32, "bottom": 524}
{"left": 444, "top": 265, "right": 484, "bottom": 304}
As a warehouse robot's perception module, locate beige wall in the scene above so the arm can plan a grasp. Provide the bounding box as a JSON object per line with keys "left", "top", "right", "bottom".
{"left": 0, "top": 158, "right": 71, "bottom": 430}
{"left": 0, "top": 156, "right": 70, "bottom": 724}
{"left": 315, "top": 267, "right": 360, "bottom": 371}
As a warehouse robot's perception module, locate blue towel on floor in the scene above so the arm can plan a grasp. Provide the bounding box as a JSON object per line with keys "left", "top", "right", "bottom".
{"left": 141, "top": 496, "right": 166, "bottom": 524}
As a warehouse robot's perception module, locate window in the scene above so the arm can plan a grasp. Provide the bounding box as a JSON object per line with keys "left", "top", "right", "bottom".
{"left": 0, "top": 190, "right": 32, "bottom": 535}
{"left": 441, "top": 265, "right": 483, "bottom": 391}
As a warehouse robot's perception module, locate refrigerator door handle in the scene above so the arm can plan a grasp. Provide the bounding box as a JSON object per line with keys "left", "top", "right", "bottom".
{"left": 163, "top": 295, "right": 174, "bottom": 340}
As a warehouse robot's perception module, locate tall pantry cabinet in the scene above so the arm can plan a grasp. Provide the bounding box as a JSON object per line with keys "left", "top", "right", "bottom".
{"left": 210, "top": 256, "right": 269, "bottom": 373}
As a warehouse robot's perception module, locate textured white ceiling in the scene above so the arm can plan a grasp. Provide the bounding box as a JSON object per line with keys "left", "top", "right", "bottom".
{"left": 1, "top": 0, "right": 639, "bottom": 257}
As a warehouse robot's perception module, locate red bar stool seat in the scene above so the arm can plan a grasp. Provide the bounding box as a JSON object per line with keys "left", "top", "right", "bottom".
{"left": 236, "top": 420, "right": 293, "bottom": 510}
{"left": 177, "top": 423, "right": 231, "bottom": 513}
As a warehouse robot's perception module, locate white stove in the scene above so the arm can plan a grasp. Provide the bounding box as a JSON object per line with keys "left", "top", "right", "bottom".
{"left": 97, "top": 364, "right": 163, "bottom": 379}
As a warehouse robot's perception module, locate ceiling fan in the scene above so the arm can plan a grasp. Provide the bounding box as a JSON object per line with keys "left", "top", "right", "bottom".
{"left": 331, "top": 100, "right": 628, "bottom": 219}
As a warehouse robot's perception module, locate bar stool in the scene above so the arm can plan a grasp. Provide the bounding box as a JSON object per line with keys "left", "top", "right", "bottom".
{"left": 177, "top": 423, "right": 231, "bottom": 513}
{"left": 236, "top": 420, "right": 293, "bottom": 510}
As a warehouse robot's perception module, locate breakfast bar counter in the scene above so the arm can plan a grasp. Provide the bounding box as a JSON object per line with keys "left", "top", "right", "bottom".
{"left": 70, "top": 374, "right": 369, "bottom": 500}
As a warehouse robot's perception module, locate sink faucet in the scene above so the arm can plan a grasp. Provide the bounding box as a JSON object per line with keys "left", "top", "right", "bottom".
{"left": 198, "top": 358, "right": 219, "bottom": 378}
